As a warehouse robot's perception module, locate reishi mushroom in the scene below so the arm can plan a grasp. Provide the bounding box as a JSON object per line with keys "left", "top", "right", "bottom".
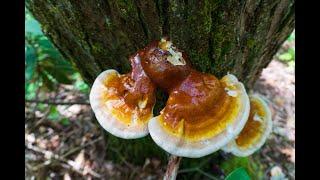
{"left": 90, "top": 38, "right": 272, "bottom": 171}
{"left": 139, "top": 38, "right": 192, "bottom": 91}
{"left": 143, "top": 39, "right": 250, "bottom": 158}
{"left": 222, "top": 94, "right": 272, "bottom": 157}
{"left": 90, "top": 52, "right": 156, "bottom": 139}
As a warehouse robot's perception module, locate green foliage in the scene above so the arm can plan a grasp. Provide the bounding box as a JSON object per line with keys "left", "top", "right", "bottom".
{"left": 278, "top": 48, "right": 295, "bottom": 62}
{"left": 287, "top": 31, "right": 295, "bottom": 42}
{"left": 25, "top": 34, "right": 75, "bottom": 89}
{"left": 25, "top": 8, "right": 89, "bottom": 100}
{"left": 47, "top": 106, "right": 60, "bottom": 121}
{"left": 221, "top": 156, "right": 263, "bottom": 179}
{"left": 73, "top": 73, "right": 90, "bottom": 93}
{"left": 25, "top": 81, "right": 40, "bottom": 99}
{"left": 25, "top": 8, "right": 76, "bottom": 92}
{"left": 36, "top": 103, "right": 47, "bottom": 111}
{"left": 277, "top": 31, "right": 295, "bottom": 69}
{"left": 25, "top": 8, "right": 91, "bottom": 129}
{"left": 47, "top": 107, "right": 71, "bottom": 126}
{"left": 25, "top": 8, "right": 43, "bottom": 36}
{"left": 60, "top": 118, "right": 71, "bottom": 126}
{"left": 225, "top": 167, "right": 250, "bottom": 180}
{"left": 25, "top": 45, "right": 37, "bottom": 80}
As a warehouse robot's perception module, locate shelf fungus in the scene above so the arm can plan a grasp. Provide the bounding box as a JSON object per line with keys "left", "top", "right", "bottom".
{"left": 90, "top": 38, "right": 271, "bottom": 159}
{"left": 222, "top": 94, "right": 272, "bottom": 157}
{"left": 146, "top": 39, "right": 250, "bottom": 158}
{"left": 89, "top": 53, "right": 156, "bottom": 139}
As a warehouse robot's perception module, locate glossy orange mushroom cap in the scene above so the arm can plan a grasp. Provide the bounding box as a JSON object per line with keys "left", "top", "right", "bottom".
{"left": 90, "top": 53, "right": 156, "bottom": 139}
{"left": 148, "top": 72, "right": 250, "bottom": 158}
{"left": 139, "top": 38, "right": 192, "bottom": 91}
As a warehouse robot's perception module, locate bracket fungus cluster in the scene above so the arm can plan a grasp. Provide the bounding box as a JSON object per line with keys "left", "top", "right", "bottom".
{"left": 90, "top": 38, "right": 272, "bottom": 159}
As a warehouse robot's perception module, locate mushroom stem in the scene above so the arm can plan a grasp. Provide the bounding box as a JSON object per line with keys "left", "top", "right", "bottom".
{"left": 164, "top": 155, "right": 182, "bottom": 180}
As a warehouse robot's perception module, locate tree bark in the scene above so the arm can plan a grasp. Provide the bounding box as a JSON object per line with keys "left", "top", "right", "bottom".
{"left": 26, "top": 0, "right": 294, "bottom": 88}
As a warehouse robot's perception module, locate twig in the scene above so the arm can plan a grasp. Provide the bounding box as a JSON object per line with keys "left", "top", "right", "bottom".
{"left": 164, "top": 155, "right": 182, "bottom": 180}
{"left": 25, "top": 99, "right": 90, "bottom": 105}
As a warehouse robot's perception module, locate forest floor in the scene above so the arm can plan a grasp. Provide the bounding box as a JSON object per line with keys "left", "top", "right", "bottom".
{"left": 25, "top": 50, "right": 295, "bottom": 179}
{"left": 253, "top": 60, "right": 295, "bottom": 180}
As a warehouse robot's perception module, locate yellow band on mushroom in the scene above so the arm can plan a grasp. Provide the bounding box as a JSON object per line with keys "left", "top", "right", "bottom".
{"left": 222, "top": 94, "right": 272, "bottom": 157}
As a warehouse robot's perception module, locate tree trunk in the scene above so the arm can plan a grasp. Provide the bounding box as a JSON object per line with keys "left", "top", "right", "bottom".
{"left": 26, "top": 0, "right": 295, "bottom": 176}
{"left": 26, "top": 0, "right": 294, "bottom": 88}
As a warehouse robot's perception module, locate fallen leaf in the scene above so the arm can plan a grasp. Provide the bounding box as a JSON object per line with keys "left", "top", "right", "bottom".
{"left": 74, "top": 150, "right": 85, "bottom": 170}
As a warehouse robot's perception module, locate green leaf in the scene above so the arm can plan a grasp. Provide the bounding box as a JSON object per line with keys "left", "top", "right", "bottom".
{"left": 39, "top": 71, "right": 56, "bottom": 91}
{"left": 25, "top": 45, "right": 37, "bottom": 81}
{"left": 48, "top": 106, "right": 60, "bottom": 121}
{"left": 225, "top": 167, "right": 250, "bottom": 180}
{"left": 37, "top": 103, "right": 47, "bottom": 111}
{"left": 25, "top": 45, "right": 36, "bottom": 63}
{"left": 38, "top": 37, "right": 54, "bottom": 50}
{"left": 41, "top": 50, "right": 75, "bottom": 73}
{"left": 288, "top": 47, "right": 295, "bottom": 59}
{"left": 278, "top": 53, "right": 293, "bottom": 61}
{"left": 44, "top": 48, "right": 65, "bottom": 62}
{"left": 287, "top": 32, "right": 295, "bottom": 42}
{"left": 25, "top": 7, "right": 33, "bottom": 21}
{"left": 51, "top": 60, "right": 75, "bottom": 73}
{"left": 75, "top": 80, "right": 89, "bottom": 93}
{"left": 60, "top": 118, "right": 71, "bottom": 126}
{"left": 25, "top": 18, "right": 43, "bottom": 36}
{"left": 279, "top": 47, "right": 295, "bottom": 62}
{"left": 25, "top": 82, "right": 39, "bottom": 99}
{"left": 221, "top": 156, "right": 263, "bottom": 179}
{"left": 43, "top": 66, "right": 73, "bottom": 84}
{"left": 39, "top": 60, "right": 73, "bottom": 84}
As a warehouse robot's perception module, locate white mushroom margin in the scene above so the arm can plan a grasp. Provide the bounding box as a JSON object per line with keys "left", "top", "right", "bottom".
{"left": 90, "top": 69, "right": 151, "bottom": 139}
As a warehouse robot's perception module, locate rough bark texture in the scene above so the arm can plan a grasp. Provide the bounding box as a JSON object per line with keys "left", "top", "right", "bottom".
{"left": 26, "top": 0, "right": 294, "bottom": 88}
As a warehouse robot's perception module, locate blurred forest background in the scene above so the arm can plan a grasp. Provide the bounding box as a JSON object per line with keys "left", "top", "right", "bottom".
{"left": 25, "top": 7, "right": 295, "bottom": 180}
